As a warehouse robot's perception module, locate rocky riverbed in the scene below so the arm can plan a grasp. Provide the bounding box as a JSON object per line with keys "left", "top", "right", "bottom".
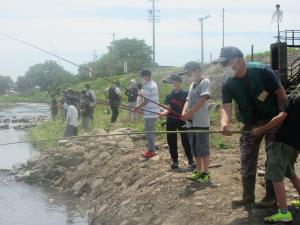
{"left": 0, "top": 103, "right": 49, "bottom": 130}
{"left": 14, "top": 128, "right": 300, "bottom": 225}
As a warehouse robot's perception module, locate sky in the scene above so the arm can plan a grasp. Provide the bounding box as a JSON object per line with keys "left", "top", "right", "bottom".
{"left": 0, "top": 0, "right": 300, "bottom": 81}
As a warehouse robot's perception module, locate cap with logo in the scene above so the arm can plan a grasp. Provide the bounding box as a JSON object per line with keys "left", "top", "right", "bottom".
{"left": 163, "top": 74, "right": 182, "bottom": 84}
{"left": 213, "top": 46, "right": 244, "bottom": 64}
{"left": 179, "top": 61, "right": 202, "bottom": 75}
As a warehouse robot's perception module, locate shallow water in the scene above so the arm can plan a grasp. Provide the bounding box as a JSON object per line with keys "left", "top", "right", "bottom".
{"left": 0, "top": 103, "right": 88, "bottom": 225}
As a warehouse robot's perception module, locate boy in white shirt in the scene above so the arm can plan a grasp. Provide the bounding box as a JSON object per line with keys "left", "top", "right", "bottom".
{"left": 64, "top": 98, "right": 79, "bottom": 137}
{"left": 135, "top": 69, "right": 160, "bottom": 158}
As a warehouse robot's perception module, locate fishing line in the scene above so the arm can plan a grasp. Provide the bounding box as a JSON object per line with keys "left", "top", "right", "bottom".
{"left": 0, "top": 32, "right": 180, "bottom": 117}
{"left": 0, "top": 32, "right": 80, "bottom": 68}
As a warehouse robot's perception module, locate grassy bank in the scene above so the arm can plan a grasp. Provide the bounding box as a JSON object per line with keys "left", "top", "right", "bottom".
{"left": 0, "top": 91, "right": 49, "bottom": 104}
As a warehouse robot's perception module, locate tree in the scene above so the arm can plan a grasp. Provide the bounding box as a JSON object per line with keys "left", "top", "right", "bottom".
{"left": 0, "top": 75, "right": 13, "bottom": 95}
{"left": 78, "top": 38, "right": 153, "bottom": 79}
{"left": 16, "top": 61, "right": 78, "bottom": 93}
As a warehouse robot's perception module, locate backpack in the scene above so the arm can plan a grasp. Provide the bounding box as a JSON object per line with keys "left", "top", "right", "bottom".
{"left": 108, "top": 87, "right": 120, "bottom": 102}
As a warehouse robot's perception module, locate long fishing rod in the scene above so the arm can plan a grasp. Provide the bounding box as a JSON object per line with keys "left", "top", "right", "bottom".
{"left": 0, "top": 32, "right": 80, "bottom": 68}
{"left": 0, "top": 130, "right": 250, "bottom": 148}
{"left": 95, "top": 99, "right": 184, "bottom": 121}
{"left": 0, "top": 32, "right": 181, "bottom": 118}
{"left": 96, "top": 99, "right": 144, "bottom": 116}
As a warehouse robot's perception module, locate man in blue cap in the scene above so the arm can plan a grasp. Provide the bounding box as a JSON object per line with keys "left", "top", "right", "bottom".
{"left": 215, "top": 46, "right": 287, "bottom": 207}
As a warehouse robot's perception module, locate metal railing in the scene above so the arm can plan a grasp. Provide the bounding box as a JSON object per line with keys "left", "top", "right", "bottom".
{"left": 284, "top": 30, "right": 300, "bottom": 47}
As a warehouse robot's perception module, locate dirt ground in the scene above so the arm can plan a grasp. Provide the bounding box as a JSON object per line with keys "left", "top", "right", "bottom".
{"left": 108, "top": 134, "right": 300, "bottom": 225}
{"left": 15, "top": 127, "right": 300, "bottom": 225}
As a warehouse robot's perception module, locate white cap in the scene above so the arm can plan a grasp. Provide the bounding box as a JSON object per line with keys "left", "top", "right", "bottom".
{"left": 130, "top": 79, "right": 136, "bottom": 84}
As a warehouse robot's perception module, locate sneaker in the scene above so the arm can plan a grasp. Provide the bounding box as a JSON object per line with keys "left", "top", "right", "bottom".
{"left": 171, "top": 161, "right": 179, "bottom": 169}
{"left": 291, "top": 199, "right": 300, "bottom": 208}
{"left": 198, "top": 172, "right": 211, "bottom": 183}
{"left": 141, "top": 151, "right": 156, "bottom": 159}
{"left": 264, "top": 209, "right": 293, "bottom": 223}
{"left": 187, "top": 170, "right": 203, "bottom": 181}
{"left": 187, "top": 161, "right": 196, "bottom": 170}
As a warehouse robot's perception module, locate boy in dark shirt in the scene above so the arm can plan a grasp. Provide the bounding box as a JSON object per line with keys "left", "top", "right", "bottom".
{"left": 252, "top": 95, "right": 300, "bottom": 223}
{"left": 50, "top": 95, "right": 58, "bottom": 118}
{"left": 161, "top": 74, "right": 194, "bottom": 169}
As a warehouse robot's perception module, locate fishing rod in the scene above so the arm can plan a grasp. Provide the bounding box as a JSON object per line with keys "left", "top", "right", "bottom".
{"left": 0, "top": 130, "right": 251, "bottom": 148}
{"left": 0, "top": 32, "right": 181, "bottom": 118}
{"left": 0, "top": 32, "right": 80, "bottom": 68}
{"left": 95, "top": 75, "right": 183, "bottom": 118}
{"left": 95, "top": 99, "right": 184, "bottom": 121}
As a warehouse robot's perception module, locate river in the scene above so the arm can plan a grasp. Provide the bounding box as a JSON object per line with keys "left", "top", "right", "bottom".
{"left": 0, "top": 103, "right": 88, "bottom": 225}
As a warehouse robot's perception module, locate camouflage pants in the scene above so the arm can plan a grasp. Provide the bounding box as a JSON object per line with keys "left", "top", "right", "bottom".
{"left": 240, "top": 121, "right": 276, "bottom": 178}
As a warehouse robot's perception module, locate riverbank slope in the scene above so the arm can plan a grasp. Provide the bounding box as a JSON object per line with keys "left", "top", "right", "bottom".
{"left": 14, "top": 127, "right": 300, "bottom": 225}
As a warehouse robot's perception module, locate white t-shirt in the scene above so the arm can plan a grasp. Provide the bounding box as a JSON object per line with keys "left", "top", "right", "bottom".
{"left": 186, "top": 78, "right": 211, "bottom": 128}
{"left": 137, "top": 89, "right": 144, "bottom": 105}
{"left": 66, "top": 105, "right": 79, "bottom": 127}
{"left": 115, "top": 87, "right": 121, "bottom": 95}
{"left": 143, "top": 80, "right": 160, "bottom": 118}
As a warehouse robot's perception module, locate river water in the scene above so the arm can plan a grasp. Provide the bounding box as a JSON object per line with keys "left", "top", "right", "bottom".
{"left": 0, "top": 103, "right": 88, "bottom": 225}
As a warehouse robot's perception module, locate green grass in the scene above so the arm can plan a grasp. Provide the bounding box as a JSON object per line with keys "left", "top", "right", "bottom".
{"left": 0, "top": 91, "right": 49, "bottom": 103}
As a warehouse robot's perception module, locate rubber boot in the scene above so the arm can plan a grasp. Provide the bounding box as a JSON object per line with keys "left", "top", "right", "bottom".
{"left": 232, "top": 175, "right": 256, "bottom": 207}
{"left": 255, "top": 179, "right": 277, "bottom": 208}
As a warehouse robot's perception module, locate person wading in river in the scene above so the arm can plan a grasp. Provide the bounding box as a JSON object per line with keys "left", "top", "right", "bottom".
{"left": 216, "top": 46, "right": 287, "bottom": 208}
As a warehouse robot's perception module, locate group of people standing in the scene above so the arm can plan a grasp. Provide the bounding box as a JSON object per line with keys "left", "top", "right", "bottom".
{"left": 50, "top": 84, "right": 96, "bottom": 137}
{"left": 131, "top": 46, "right": 300, "bottom": 223}
{"left": 105, "top": 79, "right": 143, "bottom": 123}
{"left": 49, "top": 45, "right": 300, "bottom": 223}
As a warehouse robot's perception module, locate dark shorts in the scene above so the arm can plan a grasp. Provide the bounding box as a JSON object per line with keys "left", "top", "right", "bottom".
{"left": 265, "top": 142, "right": 299, "bottom": 181}
{"left": 188, "top": 128, "right": 210, "bottom": 157}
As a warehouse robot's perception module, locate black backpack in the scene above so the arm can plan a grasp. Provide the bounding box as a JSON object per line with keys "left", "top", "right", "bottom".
{"left": 108, "top": 87, "right": 119, "bottom": 102}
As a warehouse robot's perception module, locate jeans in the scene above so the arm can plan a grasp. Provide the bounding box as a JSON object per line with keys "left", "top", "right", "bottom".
{"left": 144, "top": 118, "right": 157, "bottom": 152}
{"left": 110, "top": 101, "right": 119, "bottom": 123}
{"left": 128, "top": 101, "right": 137, "bottom": 121}
{"left": 166, "top": 120, "right": 193, "bottom": 163}
{"left": 82, "top": 117, "right": 90, "bottom": 129}
{"left": 64, "top": 125, "right": 78, "bottom": 137}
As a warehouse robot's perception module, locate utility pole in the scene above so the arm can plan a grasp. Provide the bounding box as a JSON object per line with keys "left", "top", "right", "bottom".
{"left": 222, "top": 8, "right": 225, "bottom": 47}
{"left": 148, "top": 0, "right": 160, "bottom": 66}
{"left": 199, "top": 15, "right": 210, "bottom": 65}
{"left": 93, "top": 49, "right": 97, "bottom": 65}
{"left": 110, "top": 33, "right": 116, "bottom": 42}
